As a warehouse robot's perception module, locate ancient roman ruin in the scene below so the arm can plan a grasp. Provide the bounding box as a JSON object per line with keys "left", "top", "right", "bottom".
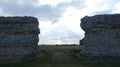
{"left": 0, "top": 17, "right": 40, "bottom": 63}
{"left": 80, "top": 14, "right": 120, "bottom": 59}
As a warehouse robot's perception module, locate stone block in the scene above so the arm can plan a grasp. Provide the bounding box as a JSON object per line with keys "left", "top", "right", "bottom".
{"left": 0, "top": 16, "right": 40, "bottom": 63}
{"left": 80, "top": 14, "right": 120, "bottom": 59}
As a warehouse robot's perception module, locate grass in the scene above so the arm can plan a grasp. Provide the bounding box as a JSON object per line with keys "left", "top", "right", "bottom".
{"left": 0, "top": 45, "right": 120, "bottom": 67}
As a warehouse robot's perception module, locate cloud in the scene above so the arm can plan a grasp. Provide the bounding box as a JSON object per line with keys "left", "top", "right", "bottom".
{"left": 39, "top": 0, "right": 120, "bottom": 44}
{"left": 0, "top": 7, "right": 11, "bottom": 16}
{"left": 0, "top": 0, "right": 85, "bottom": 23}
{"left": 0, "top": 0, "right": 85, "bottom": 44}
{"left": 70, "top": 0, "right": 85, "bottom": 8}
{"left": 0, "top": 0, "right": 120, "bottom": 44}
{"left": 83, "top": 0, "right": 120, "bottom": 15}
{"left": 113, "top": 1, "right": 120, "bottom": 13}
{"left": 38, "top": 4, "right": 86, "bottom": 44}
{"left": 39, "top": 22, "right": 83, "bottom": 44}
{"left": 38, "top": 6, "right": 87, "bottom": 44}
{"left": 35, "top": 0, "right": 72, "bottom": 7}
{"left": 0, "top": 0, "right": 65, "bottom": 23}
{"left": 57, "top": 6, "right": 85, "bottom": 34}
{"left": 83, "top": 0, "right": 111, "bottom": 16}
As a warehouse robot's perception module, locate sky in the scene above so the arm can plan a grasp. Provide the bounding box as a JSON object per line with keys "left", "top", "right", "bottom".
{"left": 0, "top": 0, "right": 120, "bottom": 44}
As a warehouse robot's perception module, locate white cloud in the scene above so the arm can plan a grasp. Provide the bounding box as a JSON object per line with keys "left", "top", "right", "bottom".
{"left": 85, "top": 0, "right": 105, "bottom": 8}
{"left": 39, "top": 20, "right": 53, "bottom": 30}
{"left": 0, "top": 0, "right": 119, "bottom": 44}
{"left": 113, "top": 1, "right": 120, "bottom": 13}
{"left": 38, "top": 19, "right": 83, "bottom": 44}
{"left": 57, "top": 6, "right": 85, "bottom": 34}
{"left": 84, "top": 0, "right": 110, "bottom": 15}
{"left": 35, "top": 0, "right": 72, "bottom": 7}
{"left": 38, "top": 0, "right": 113, "bottom": 44}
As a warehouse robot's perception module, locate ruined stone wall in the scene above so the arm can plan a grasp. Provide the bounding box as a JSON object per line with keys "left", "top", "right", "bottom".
{"left": 0, "top": 17, "right": 40, "bottom": 63}
{"left": 80, "top": 14, "right": 120, "bottom": 59}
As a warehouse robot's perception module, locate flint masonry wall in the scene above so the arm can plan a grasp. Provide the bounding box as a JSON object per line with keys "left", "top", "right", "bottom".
{"left": 0, "top": 17, "right": 40, "bottom": 63}
{"left": 80, "top": 14, "right": 120, "bottom": 59}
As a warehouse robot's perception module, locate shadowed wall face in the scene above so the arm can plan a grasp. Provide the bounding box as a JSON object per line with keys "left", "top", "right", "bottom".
{"left": 0, "top": 17, "right": 40, "bottom": 63}
{"left": 80, "top": 14, "right": 120, "bottom": 59}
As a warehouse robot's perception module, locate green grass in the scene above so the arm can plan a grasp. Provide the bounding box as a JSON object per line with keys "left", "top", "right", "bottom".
{"left": 0, "top": 45, "right": 120, "bottom": 67}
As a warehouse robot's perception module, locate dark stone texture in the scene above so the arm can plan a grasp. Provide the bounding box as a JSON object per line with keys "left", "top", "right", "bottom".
{"left": 0, "top": 16, "right": 40, "bottom": 63}
{"left": 80, "top": 14, "right": 120, "bottom": 59}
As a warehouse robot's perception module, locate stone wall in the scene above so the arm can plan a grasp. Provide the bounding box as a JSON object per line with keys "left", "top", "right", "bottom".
{"left": 0, "top": 16, "right": 40, "bottom": 63}
{"left": 80, "top": 14, "right": 120, "bottom": 59}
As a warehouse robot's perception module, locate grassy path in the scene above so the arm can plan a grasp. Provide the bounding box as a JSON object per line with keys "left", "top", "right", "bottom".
{"left": 0, "top": 45, "right": 120, "bottom": 67}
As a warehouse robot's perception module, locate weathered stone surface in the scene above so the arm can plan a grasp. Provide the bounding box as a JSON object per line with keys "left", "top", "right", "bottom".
{"left": 80, "top": 14, "right": 120, "bottom": 59}
{"left": 0, "top": 16, "right": 40, "bottom": 63}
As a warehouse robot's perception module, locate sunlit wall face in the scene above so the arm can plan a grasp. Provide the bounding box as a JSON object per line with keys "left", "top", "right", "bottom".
{"left": 0, "top": 0, "right": 120, "bottom": 44}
